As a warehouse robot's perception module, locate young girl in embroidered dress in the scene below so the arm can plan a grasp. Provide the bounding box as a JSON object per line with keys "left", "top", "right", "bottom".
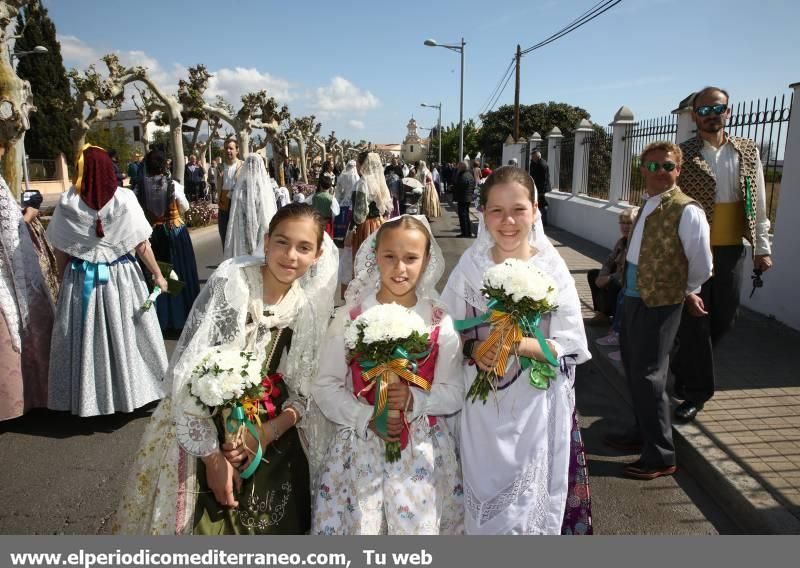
{"left": 113, "top": 204, "right": 338, "bottom": 534}
{"left": 441, "top": 166, "right": 593, "bottom": 535}
{"left": 312, "top": 215, "right": 464, "bottom": 535}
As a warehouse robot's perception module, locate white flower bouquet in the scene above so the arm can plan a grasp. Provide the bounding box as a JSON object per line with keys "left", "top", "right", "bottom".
{"left": 188, "top": 349, "right": 271, "bottom": 478}
{"left": 456, "top": 258, "right": 560, "bottom": 403}
{"left": 345, "top": 303, "right": 430, "bottom": 462}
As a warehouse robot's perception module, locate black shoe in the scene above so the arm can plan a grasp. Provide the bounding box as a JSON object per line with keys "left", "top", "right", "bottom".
{"left": 674, "top": 401, "right": 704, "bottom": 422}
{"left": 604, "top": 433, "right": 643, "bottom": 453}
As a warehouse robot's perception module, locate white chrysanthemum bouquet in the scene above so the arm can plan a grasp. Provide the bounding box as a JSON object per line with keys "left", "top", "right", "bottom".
{"left": 456, "top": 258, "right": 560, "bottom": 403}
{"left": 189, "top": 349, "right": 277, "bottom": 478}
{"left": 345, "top": 303, "right": 430, "bottom": 462}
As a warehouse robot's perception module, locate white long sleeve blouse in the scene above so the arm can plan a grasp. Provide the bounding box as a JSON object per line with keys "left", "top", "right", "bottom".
{"left": 312, "top": 293, "right": 465, "bottom": 438}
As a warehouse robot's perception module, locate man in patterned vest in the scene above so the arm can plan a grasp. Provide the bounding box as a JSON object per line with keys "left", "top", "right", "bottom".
{"left": 672, "top": 87, "right": 774, "bottom": 422}
{"left": 610, "top": 141, "right": 712, "bottom": 480}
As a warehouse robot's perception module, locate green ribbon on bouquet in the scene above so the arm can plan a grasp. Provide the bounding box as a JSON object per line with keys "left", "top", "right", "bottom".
{"left": 455, "top": 298, "right": 559, "bottom": 390}
{"left": 225, "top": 403, "right": 263, "bottom": 480}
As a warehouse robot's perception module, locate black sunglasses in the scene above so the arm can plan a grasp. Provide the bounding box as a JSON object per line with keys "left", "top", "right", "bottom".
{"left": 644, "top": 161, "right": 677, "bottom": 172}
{"left": 695, "top": 104, "right": 728, "bottom": 117}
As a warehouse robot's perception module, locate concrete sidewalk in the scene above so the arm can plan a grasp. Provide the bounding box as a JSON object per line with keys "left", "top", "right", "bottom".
{"left": 548, "top": 226, "right": 800, "bottom": 534}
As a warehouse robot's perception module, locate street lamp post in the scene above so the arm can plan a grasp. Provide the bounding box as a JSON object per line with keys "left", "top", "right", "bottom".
{"left": 424, "top": 38, "right": 465, "bottom": 162}
{"left": 420, "top": 102, "right": 442, "bottom": 167}
{"left": 9, "top": 45, "right": 48, "bottom": 197}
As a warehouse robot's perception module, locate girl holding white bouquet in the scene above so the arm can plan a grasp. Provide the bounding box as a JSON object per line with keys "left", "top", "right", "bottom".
{"left": 312, "top": 215, "right": 464, "bottom": 535}
{"left": 442, "top": 166, "right": 593, "bottom": 535}
{"left": 113, "top": 203, "right": 338, "bottom": 535}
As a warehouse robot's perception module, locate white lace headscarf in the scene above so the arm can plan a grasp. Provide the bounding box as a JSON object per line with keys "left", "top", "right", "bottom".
{"left": 345, "top": 214, "right": 444, "bottom": 308}
{"left": 442, "top": 168, "right": 590, "bottom": 363}
{"left": 357, "top": 152, "right": 392, "bottom": 216}
{"left": 223, "top": 154, "right": 277, "bottom": 259}
{"left": 335, "top": 160, "right": 359, "bottom": 206}
{"left": 170, "top": 230, "right": 338, "bottom": 487}
{"left": 416, "top": 160, "right": 431, "bottom": 184}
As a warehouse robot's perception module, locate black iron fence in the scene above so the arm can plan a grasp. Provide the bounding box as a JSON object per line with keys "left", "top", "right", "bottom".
{"left": 722, "top": 94, "right": 792, "bottom": 224}
{"left": 621, "top": 114, "right": 677, "bottom": 205}
{"left": 557, "top": 134, "right": 575, "bottom": 193}
{"left": 583, "top": 126, "right": 613, "bottom": 200}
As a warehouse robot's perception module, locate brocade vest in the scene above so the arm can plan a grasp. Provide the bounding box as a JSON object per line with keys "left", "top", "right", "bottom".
{"left": 678, "top": 135, "right": 759, "bottom": 247}
{"left": 629, "top": 187, "right": 698, "bottom": 307}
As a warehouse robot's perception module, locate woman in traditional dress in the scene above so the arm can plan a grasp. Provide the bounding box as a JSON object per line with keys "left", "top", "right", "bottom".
{"left": 416, "top": 160, "right": 442, "bottom": 220}
{"left": 223, "top": 154, "right": 277, "bottom": 260}
{"left": 138, "top": 148, "right": 200, "bottom": 332}
{"left": 0, "top": 173, "right": 56, "bottom": 421}
{"left": 441, "top": 166, "right": 593, "bottom": 535}
{"left": 312, "top": 215, "right": 464, "bottom": 535}
{"left": 333, "top": 160, "right": 358, "bottom": 240}
{"left": 113, "top": 203, "right": 338, "bottom": 535}
{"left": 46, "top": 145, "right": 168, "bottom": 417}
{"left": 350, "top": 151, "right": 392, "bottom": 259}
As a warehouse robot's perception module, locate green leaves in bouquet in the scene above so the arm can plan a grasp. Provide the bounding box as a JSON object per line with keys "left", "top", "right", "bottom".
{"left": 351, "top": 328, "right": 430, "bottom": 363}
{"left": 481, "top": 285, "right": 558, "bottom": 318}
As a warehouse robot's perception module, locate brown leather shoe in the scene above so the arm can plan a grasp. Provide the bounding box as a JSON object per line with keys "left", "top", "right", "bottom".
{"left": 622, "top": 460, "right": 677, "bottom": 480}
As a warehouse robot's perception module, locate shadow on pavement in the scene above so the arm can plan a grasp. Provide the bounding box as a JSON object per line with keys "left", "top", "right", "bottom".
{"left": 0, "top": 402, "right": 159, "bottom": 439}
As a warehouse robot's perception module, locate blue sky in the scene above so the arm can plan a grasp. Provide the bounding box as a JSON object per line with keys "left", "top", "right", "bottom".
{"left": 46, "top": 0, "right": 799, "bottom": 144}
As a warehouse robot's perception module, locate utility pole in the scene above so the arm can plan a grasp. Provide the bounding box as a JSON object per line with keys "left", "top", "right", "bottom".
{"left": 513, "top": 44, "right": 521, "bottom": 142}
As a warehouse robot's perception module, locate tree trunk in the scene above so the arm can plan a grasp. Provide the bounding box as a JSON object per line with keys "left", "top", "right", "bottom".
{"left": 297, "top": 136, "right": 308, "bottom": 183}
{"left": 169, "top": 113, "right": 185, "bottom": 184}
{"left": 0, "top": 42, "right": 34, "bottom": 197}
{"left": 237, "top": 128, "right": 250, "bottom": 159}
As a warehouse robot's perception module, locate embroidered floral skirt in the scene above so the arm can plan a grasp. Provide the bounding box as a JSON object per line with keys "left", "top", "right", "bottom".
{"left": 312, "top": 419, "right": 464, "bottom": 535}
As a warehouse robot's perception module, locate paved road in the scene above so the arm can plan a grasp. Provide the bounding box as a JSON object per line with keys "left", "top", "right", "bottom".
{"left": 0, "top": 207, "right": 737, "bottom": 534}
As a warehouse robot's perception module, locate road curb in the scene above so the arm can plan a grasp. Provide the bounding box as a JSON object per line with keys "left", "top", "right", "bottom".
{"left": 585, "top": 325, "right": 800, "bottom": 535}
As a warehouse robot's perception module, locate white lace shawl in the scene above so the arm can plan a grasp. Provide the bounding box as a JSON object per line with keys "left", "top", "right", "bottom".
{"left": 359, "top": 152, "right": 392, "bottom": 216}
{"left": 46, "top": 186, "right": 152, "bottom": 263}
{"left": 442, "top": 212, "right": 590, "bottom": 365}
{"left": 223, "top": 155, "right": 277, "bottom": 259}
{"left": 335, "top": 160, "right": 359, "bottom": 207}
{"left": 0, "top": 175, "right": 45, "bottom": 351}
{"left": 344, "top": 214, "right": 445, "bottom": 308}
{"left": 171, "top": 235, "right": 338, "bottom": 486}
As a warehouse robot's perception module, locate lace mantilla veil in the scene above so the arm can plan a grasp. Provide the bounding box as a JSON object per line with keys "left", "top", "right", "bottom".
{"left": 357, "top": 152, "right": 393, "bottom": 217}
{"left": 170, "top": 233, "right": 339, "bottom": 486}
{"left": 345, "top": 214, "right": 445, "bottom": 308}
{"left": 444, "top": 192, "right": 590, "bottom": 363}
{"left": 223, "top": 155, "right": 278, "bottom": 259}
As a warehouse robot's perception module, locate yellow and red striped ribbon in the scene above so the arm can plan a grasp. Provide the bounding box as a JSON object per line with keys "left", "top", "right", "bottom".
{"left": 472, "top": 310, "right": 523, "bottom": 377}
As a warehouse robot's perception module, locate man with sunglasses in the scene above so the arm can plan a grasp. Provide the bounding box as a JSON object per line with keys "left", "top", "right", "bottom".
{"left": 611, "top": 141, "right": 712, "bottom": 480}
{"left": 671, "top": 86, "right": 773, "bottom": 423}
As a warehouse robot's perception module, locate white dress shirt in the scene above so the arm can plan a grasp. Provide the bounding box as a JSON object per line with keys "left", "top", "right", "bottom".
{"left": 626, "top": 188, "right": 713, "bottom": 295}
{"left": 701, "top": 139, "right": 771, "bottom": 255}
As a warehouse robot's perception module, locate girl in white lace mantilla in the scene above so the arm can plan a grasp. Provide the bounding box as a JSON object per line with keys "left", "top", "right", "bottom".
{"left": 312, "top": 216, "right": 464, "bottom": 535}
{"left": 113, "top": 203, "right": 338, "bottom": 535}
{"left": 441, "top": 166, "right": 593, "bottom": 535}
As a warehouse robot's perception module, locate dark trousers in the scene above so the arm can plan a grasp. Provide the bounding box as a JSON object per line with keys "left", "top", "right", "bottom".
{"left": 587, "top": 269, "right": 622, "bottom": 317}
{"left": 218, "top": 209, "right": 230, "bottom": 248}
{"left": 538, "top": 192, "right": 549, "bottom": 226}
{"left": 672, "top": 245, "right": 744, "bottom": 405}
{"left": 457, "top": 201, "right": 472, "bottom": 236}
{"left": 620, "top": 297, "right": 683, "bottom": 468}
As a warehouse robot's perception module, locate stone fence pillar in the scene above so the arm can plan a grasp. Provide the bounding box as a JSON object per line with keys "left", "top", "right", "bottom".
{"left": 609, "top": 106, "right": 635, "bottom": 204}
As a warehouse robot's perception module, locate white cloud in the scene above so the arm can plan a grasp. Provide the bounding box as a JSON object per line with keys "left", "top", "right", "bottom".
{"left": 205, "top": 67, "right": 292, "bottom": 105}
{"left": 313, "top": 77, "right": 380, "bottom": 115}
{"left": 348, "top": 119, "right": 365, "bottom": 130}
{"left": 58, "top": 35, "right": 100, "bottom": 68}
